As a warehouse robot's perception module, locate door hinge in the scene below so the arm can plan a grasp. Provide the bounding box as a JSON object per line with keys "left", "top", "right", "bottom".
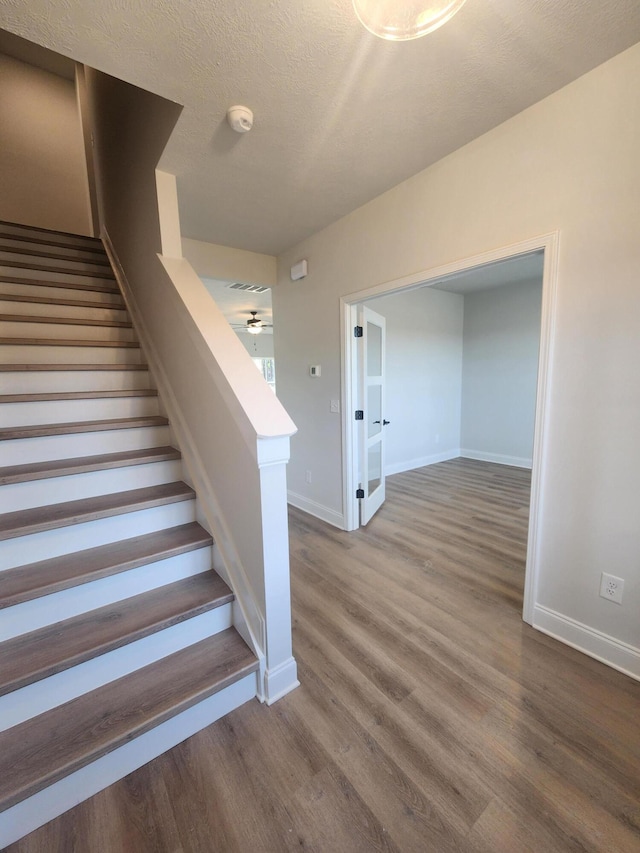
{"left": 354, "top": 325, "right": 363, "bottom": 338}
{"left": 355, "top": 410, "right": 364, "bottom": 420}
{"left": 356, "top": 488, "right": 365, "bottom": 499}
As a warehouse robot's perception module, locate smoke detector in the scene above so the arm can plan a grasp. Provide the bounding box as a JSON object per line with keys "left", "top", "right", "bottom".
{"left": 227, "top": 105, "right": 254, "bottom": 133}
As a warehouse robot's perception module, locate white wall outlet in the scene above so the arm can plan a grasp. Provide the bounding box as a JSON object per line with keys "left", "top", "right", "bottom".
{"left": 305, "top": 470, "right": 312, "bottom": 484}
{"left": 309, "top": 365, "right": 321, "bottom": 377}
{"left": 600, "top": 572, "right": 624, "bottom": 604}
{"left": 330, "top": 399, "right": 340, "bottom": 413}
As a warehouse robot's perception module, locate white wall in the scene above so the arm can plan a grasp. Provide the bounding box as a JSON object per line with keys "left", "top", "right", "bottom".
{"left": 367, "top": 287, "right": 463, "bottom": 475}
{"left": 85, "top": 69, "right": 298, "bottom": 699}
{"left": 183, "top": 237, "right": 276, "bottom": 287}
{"left": 0, "top": 53, "right": 91, "bottom": 234}
{"left": 460, "top": 279, "right": 542, "bottom": 467}
{"left": 274, "top": 43, "right": 640, "bottom": 674}
{"left": 240, "top": 333, "right": 274, "bottom": 359}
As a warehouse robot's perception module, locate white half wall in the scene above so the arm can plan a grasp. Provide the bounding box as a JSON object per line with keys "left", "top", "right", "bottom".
{"left": 367, "top": 287, "right": 464, "bottom": 475}
{"left": 460, "top": 279, "right": 542, "bottom": 467}
{"left": 0, "top": 53, "right": 92, "bottom": 234}
{"left": 183, "top": 237, "right": 276, "bottom": 287}
{"left": 274, "top": 43, "right": 640, "bottom": 674}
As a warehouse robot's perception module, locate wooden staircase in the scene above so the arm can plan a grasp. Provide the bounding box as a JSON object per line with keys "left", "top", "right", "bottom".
{"left": 0, "top": 220, "right": 259, "bottom": 847}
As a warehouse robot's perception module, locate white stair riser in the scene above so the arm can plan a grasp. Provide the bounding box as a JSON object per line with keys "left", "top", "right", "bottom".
{"left": 0, "top": 547, "right": 213, "bottom": 642}
{"left": 0, "top": 265, "right": 115, "bottom": 289}
{"left": 0, "top": 281, "right": 122, "bottom": 305}
{"left": 0, "top": 395, "right": 159, "bottom": 427}
{"left": 0, "top": 424, "right": 171, "bottom": 466}
{"left": 0, "top": 238, "right": 107, "bottom": 263}
{"left": 0, "top": 498, "right": 196, "bottom": 570}
{"left": 0, "top": 673, "right": 258, "bottom": 848}
{"left": 0, "top": 299, "right": 127, "bottom": 323}
{"left": 0, "top": 320, "right": 136, "bottom": 343}
{"left": 0, "top": 224, "right": 100, "bottom": 251}
{"left": 0, "top": 605, "right": 231, "bottom": 730}
{"left": 0, "top": 459, "right": 183, "bottom": 513}
{"left": 0, "top": 369, "right": 152, "bottom": 394}
{"left": 0, "top": 343, "right": 142, "bottom": 365}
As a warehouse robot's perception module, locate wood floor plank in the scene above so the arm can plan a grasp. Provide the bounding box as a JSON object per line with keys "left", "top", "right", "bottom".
{"left": 7, "top": 459, "right": 640, "bottom": 852}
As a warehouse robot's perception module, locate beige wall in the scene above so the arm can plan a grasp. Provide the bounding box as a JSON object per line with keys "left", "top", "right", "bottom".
{"left": 275, "top": 43, "right": 640, "bottom": 668}
{"left": 0, "top": 53, "right": 92, "bottom": 234}
{"left": 182, "top": 237, "right": 276, "bottom": 287}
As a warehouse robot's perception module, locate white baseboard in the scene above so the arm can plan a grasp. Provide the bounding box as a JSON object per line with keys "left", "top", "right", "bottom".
{"left": 262, "top": 656, "right": 300, "bottom": 705}
{"left": 385, "top": 449, "right": 460, "bottom": 476}
{"left": 287, "top": 491, "right": 345, "bottom": 530}
{"left": 533, "top": 605, "right": 640, "bottom": 682}
{"left": 460, "top": 449, "right": 533, "bottom": 469}
{"left": 0, "top": 673, "right": 258, "bottom": 849}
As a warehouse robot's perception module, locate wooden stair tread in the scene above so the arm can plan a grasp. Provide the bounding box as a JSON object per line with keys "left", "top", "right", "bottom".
{"left": 0, "top": 445, "right": 179, "bottom": 485}
{"left": 0, "top": 245, "right": 110, "bottom": 266}
{"left": 0, "top": 523, "right": 213, "bottom": 608}
{"left": 0, "top": 292, "right": 125, "bottom": 310}
{"left": 0, "top": 572, "right": 232, "bottom": 696}
{"left": 0, "top": 258, "right": 115, "bottom": 279}
{"left": 0, "top": 629, "right": 257, "bottom": 812}
{"left": 0, "top": 481, "right": 194, "bottom": 541}
{"left": 0, "top": 415, "right": 168, "bottom": 441}
{"left": 0, "top": 313, "right": 132, "bottom": 329}
{"left": 0, "top": 219, "right": 103, "bottom": 246}
{"left": 0, "top": 389, "right": 157, "bottom": 404}
{"left": 0, "top": 274, "right": 119, "bottom": 294}
{"left": 0, "top": 336, "right": 139, "bottom": 347}
{"left": 0, "top": 363, "right": 148, "bottom": 372}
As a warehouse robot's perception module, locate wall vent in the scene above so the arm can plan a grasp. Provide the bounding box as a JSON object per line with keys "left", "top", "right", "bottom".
{"left": 227, "top": 282, "right": 270, "bottom": 293}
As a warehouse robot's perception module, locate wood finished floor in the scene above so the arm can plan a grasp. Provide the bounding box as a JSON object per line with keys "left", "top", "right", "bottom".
{"left": 8, "top": 459, "right": 640, "bottom": 852}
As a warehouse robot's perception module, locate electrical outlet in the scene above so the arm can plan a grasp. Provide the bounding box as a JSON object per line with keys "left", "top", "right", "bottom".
{"left": 600, "top": 572, "right": 624, "bottom": 605}
{"left": 305, "top": 470, "right": 312, "bottom": 484}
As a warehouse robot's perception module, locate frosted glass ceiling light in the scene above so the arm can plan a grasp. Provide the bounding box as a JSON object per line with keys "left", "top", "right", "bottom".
{"left": 353, "top": 0, "right": 467, "bottom": 41}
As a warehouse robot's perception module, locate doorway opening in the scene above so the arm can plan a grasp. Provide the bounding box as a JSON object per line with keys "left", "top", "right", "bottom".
{"left": 341, "top": 234, "right": 558, "bottom": 624}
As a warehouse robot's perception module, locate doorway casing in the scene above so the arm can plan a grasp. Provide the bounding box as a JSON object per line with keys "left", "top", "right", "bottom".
{"left": 340, "top": 232, "right": 559, "bottom": 625}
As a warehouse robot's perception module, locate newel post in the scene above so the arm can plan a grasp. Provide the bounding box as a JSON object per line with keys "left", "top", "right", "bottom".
{"left": 255, "top": 435, "right": 299, "bottom": 704}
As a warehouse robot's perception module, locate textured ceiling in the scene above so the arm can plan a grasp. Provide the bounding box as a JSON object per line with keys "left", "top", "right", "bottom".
{"left": 1, "top": 1, "right": 640, "bottom": 255}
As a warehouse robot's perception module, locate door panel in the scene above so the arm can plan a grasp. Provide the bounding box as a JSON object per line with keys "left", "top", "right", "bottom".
{"left": 359, "top": 305, "right": 386, "bottom": 525}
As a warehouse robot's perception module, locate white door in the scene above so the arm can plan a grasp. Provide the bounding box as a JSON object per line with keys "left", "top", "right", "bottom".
{"left": 359, "top": 305, "right": 387, "bottom": 525}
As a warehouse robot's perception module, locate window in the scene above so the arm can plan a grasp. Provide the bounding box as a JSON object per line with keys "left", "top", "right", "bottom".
{"left": 252, "top": 357, "right": 276, "bottom": 393}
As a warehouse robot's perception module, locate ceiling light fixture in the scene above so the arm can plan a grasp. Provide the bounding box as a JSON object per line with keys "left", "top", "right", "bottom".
{"left": 352, "top": 0, "right": 467, "bottom": 41}
{"left": 246, "top": 311, "right": 263, "bottom": 334}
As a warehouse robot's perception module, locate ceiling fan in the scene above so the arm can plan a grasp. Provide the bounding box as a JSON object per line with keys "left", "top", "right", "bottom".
{"left": 231, "top": 311, "right": 273, "bottom": 335}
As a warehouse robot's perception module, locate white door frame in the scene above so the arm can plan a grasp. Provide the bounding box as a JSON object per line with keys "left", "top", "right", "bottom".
{"left": 340, "top": 232, "right": 559, "bottom": 625}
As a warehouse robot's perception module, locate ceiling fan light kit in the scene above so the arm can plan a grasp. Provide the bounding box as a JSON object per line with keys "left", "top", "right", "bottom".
{"left": 246, "top": 310, "right": 264, "bottom": 334}
{"left": 352, "top": 0, "right": 468, "bottom": 40}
